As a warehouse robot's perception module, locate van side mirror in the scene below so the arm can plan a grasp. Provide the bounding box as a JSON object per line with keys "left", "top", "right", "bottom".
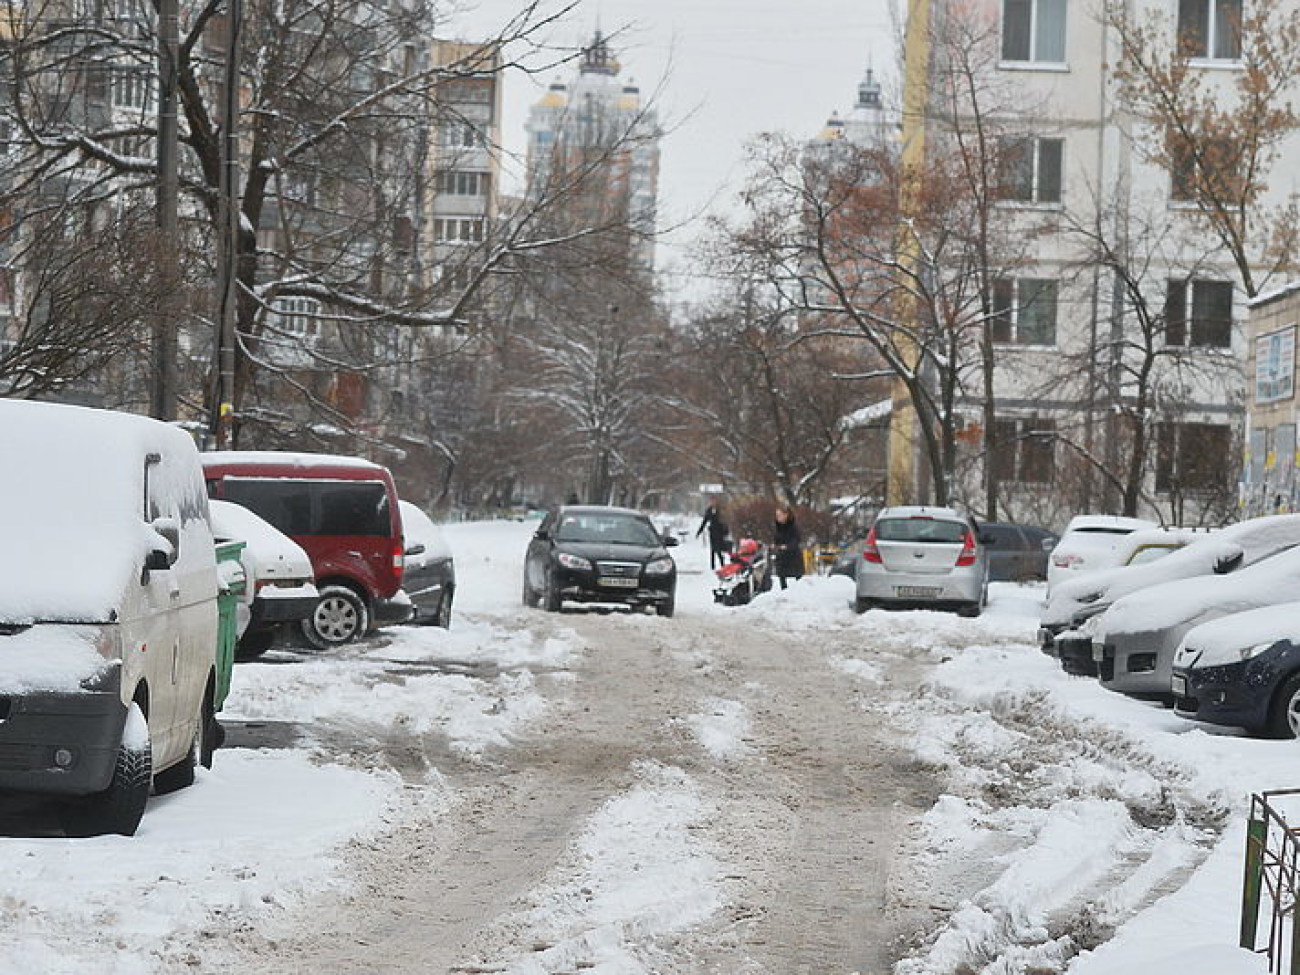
{"left": 405, "top": 542, "right": 426, "bottom": 557}
{"left": 148, "top": 516, "right": 180, "bottom": 569}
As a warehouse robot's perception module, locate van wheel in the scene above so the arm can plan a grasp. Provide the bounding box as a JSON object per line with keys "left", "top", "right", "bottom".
{"left": 303, "top": 585, "right": 369, "bottom": 649}
{"left": 62, "top": 703, "right": 152, "bottom": 837}
{"left": 1267, "top": 673, "right": 1300, "bottom": 739}
{"left": 435, "top": 588, "right": 454, "bottom": 629}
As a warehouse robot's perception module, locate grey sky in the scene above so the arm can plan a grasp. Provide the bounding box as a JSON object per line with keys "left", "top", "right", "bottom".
{"left": 449, "top": 0, "right": 900, "bottom": 304}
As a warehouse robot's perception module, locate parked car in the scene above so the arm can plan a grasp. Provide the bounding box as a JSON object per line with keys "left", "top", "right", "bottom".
{"left": 854, "top": 506, "right": 989, "bottom": 617}
{"left": 983, "top": 522, "right": 1058, "bottom": 582}
{"left": 201, "top": 451, "right": 408, "bottom": 649}
{"left": 1044, "top": 516, "right": 1300, "bottom": 677}
{"left": 1172, "top": 603, "right": 1300, "bottom": 738}
{"left": 1094, "top": 542, "right": 1300, "bottom": 699}
{"left": 523, "top": 505, "right": 678, "bottom": 617}
{"left": 0, "top": 400, "right": 221, "bottom": 836}
{"left": 1045, "top": 514, "right": 1158, "bottom": 594}
{"left": 398, "top": 500, "right": 456, "bottom": 628}
{"left": 208, "top": 499, "right": 318, "bottom": 658}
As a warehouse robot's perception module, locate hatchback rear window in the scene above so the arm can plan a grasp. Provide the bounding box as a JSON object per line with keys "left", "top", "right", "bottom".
{"left": 874, "top": 518, "right": 968, "bottom": 544}
{"left": 218, "top": 478, "right": 391, "bottom": 537}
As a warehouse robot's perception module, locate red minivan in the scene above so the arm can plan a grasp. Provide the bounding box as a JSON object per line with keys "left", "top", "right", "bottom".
{"left": 201, "top": 451, "right": 408, "bottom": 648}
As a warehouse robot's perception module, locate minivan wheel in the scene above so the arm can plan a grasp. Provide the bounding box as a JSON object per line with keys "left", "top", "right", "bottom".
{"left": 303, "top": 585, "right": 370, "bottom": 649}
{"left": 1267, "top": 673, "right": 1300, "bottom": 739}
{"left": 62, "top": 703, "right": 152, "bottom": 837}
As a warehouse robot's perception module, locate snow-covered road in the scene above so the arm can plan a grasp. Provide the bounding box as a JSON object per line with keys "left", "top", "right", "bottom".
{"left": 0, "top": 518, "right": 1285, "bottom": 974}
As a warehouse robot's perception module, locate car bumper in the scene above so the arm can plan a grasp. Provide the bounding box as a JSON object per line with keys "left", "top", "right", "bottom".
{"left": 1173, "top": 644, "right": 1300, "bottom": 732}
{"left": 1096, "top": 630, "right": 1176, "bottom": 696}
{"left": 1056, "top": 633, "right": 1098, "bottom": 677}
{"left": 857, "top": 567, "right": 983, "bottom": 608}
{"left": 0, "top": 674, "right": 126, "bottom": 796}
{"left": 554, "top": 566, "right": 676, "bottom": 606}
{"left": 250, "top": 591, "right": 319, "bottom": 625}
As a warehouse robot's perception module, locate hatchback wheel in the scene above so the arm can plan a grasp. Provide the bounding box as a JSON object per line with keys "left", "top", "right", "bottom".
{"left": 303, "top": 585, "right": 369, "bottom": 649}
{"left": 1267, "top": 672, "right": 1300, "bottom": 739}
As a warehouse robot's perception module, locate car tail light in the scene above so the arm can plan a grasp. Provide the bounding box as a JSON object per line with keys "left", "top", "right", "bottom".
{"left": 955, "top": 530, "right": 977, "bottom": 567}
{"left": 863, "top": 527, "right": 882, "bottom": 564}
{"left": 392, "top": 539, "right": 405, "bottom": 572}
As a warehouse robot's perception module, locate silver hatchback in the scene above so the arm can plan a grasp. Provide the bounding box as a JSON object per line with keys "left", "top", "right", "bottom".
{"left": 854, "top": 506, "right": 989, "bottom": 616}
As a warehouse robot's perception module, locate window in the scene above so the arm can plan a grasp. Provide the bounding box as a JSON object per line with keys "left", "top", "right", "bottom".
{"left": 270, "top": 296, "right": 320, "bottom": 337}
{"left": 1177, "top": 0, "right": 1241, "bottom": 60}
{"left": 997, "top": 137, "right": 1063, "bottom": 204}
{"left": 1169, "top": 134, "right": 1239, "bottom": 202}
{"left": 111, "top": 66, "right": 156, "bottom": 111}
{"left": 1156, "top": 422, "right": 1232, "bottom": 493}
{"left": 439, "top": 122, "right": 486, "bottom": 148}
{"left": 434, "top": 170, "right": 490, "bottom": 197}
{"left": 432, "top": 217, "right": 485, "bottom": 244}
{"left": 991, "top": 418, "right": 1056, "bottom": 484}
{"left": 992, "top": 278, "right": 1058, "bottom": 345}
{"left": 1001, "top": 0, "right": 1067, "bottom": 63}
{"left": 1165, "top": 278, "right": 1232, "bottom": 348}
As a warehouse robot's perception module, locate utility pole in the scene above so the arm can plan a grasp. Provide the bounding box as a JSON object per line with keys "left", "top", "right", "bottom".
{"left": 886, "top": 0, "right": 933, "bottom": 506}
{"left": 212, "top": 0, "right": 242, "bottom": 448}
{"left": 151, "top": 0, "right": 179, "bottom": 420}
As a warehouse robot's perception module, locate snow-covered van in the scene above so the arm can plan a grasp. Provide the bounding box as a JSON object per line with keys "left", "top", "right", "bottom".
{"left": 0, "top": 401, "right": 220, "bottom": 836}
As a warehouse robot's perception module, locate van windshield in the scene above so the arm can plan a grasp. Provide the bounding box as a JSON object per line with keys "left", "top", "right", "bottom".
{"left": 220, "top": 479, "right": 391, "bottom": 537}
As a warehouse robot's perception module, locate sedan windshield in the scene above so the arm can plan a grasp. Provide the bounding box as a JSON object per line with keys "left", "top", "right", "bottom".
{"left": 556, "top": 513, "right": 661, "bottom": 547}
{"left": 875, "top": 518, "right": 967, "bottom": 544}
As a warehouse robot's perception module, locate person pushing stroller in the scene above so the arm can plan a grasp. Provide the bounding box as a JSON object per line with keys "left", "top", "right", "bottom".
{"left": 697, "top": 498, "right": 732, "bottom": 569}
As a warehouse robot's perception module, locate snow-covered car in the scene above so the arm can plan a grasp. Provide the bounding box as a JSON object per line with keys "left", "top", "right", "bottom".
{"left": 854, "top": 506, "right": 989, "bottom": 617}
{"left": 1041, "top": 517, "right": 1300, "bottom": 675}
{"left": 1172, "top": 603, "right": 1300, "bottom": 738}
{"left": 398, "top": 500, "right": 456, "bottom": 628}
{"left": 0, "top": 400, "right": 220, "bottom": 836}
{"left": 208, "top": 499, "right": 318, "bottom": 659}
{"left": 1045, "top": 514, "right": 1158, "bottom": 594}
{"left": 1094, "top": 542, "right": 1300, "bottom": 699}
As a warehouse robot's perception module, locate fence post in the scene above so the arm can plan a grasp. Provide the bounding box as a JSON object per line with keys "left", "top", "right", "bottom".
{"left": 1243, "top": 797, "right": 1266, "bottom": 952}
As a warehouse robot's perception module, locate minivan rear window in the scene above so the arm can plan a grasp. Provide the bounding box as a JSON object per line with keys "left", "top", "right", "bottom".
{"left": 218, "top": 478, "right": 391, "bottom": 537}
{"left": 875, "top": 518, "right": 967, "bottom": 544}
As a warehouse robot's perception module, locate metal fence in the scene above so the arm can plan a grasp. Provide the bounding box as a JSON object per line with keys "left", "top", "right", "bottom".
{"left": 1243, "top": 789, "right": 1300, "bottom": 974}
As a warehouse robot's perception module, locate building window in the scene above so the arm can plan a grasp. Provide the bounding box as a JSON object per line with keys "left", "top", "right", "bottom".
{"left": 1177, "top": 0, "right": 1241, "bottom": 60}
{"left": 434, "top": 170, "right": 490, "bottom": 197}
{"left": 1001, "top": 0, "right": 1067, "bottom": 63}
{"left": 992, "top": 278, "right": 1058, "bottom": 346}
{"left": 991, "top": 417, "right": 1056, "bottom": 484}
{"left": 1156, "top": 421, "right": 1232, "bottom": 493}
{"left": 270, "top": 296, "right": 320, "bottom": 337}
{"left": 1165, "top": 278, "right": 1232, "bottom": 348}
{"left": 432, "top": 217, "right": 485, "bottom": 244}
{"left": 1169, "top": 134, "right": 1239, "bottom": 202}
{"left": 439, "top": 122, "right": 486, "bottom": 148}
{"left": 997, "top": 137, "right": 1063, "bottom": 204}
{"left": 111, "top": 66, "right": 156, "bottom": 111}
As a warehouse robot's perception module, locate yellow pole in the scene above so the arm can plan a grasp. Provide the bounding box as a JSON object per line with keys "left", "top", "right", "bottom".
{"left": 888, "top": 0, "right": 933, "bottom": 506}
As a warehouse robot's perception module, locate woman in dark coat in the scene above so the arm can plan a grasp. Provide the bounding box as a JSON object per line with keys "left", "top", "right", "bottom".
{"left": 773, "top": 505, "right": 804, "bottom": 589}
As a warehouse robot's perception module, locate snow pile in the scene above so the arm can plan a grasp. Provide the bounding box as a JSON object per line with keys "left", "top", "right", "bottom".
{"left": 684, "top": 696, "right": 753, "bottom": 759}
{"left": 225, "top": 616, "right": 583, "bottom": 755}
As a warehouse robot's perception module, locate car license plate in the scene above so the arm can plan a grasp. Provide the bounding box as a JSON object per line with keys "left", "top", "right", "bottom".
{"left": 598, "top": 577, "right": 638, "bottom": 589}
{"left": 1171, "top": 674, "right": 1187, "bottom": 697}
{"left": 895, "top": 586, "right": 941, "bottom": 598}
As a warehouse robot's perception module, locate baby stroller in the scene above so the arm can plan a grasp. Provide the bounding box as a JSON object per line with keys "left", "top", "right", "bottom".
{"left": 713, "top": 537, "right": 772, "bottom": 606}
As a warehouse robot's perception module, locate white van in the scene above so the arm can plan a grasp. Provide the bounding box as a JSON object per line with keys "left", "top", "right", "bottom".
{"left": 0, "top": 401, "right": 220, "bottom": 836}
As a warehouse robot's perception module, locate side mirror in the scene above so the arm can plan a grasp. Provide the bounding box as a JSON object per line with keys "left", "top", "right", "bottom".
{"left": 1213, "top": 551, "right": 1244, "bottom": 574}
{"left": 662, "top": 534, "right": 679, "bottom": 547}
{"left": 979, "top": 532, "right": 996, "bottom": 546}
{"left": 405, "top": 543, "right": 426, "bottom": 557}
{"left": 534, "top": 528, "right": 550, "bottom": 541}
{"left": 148, "top": 517, "right": 180, "bottom": 568}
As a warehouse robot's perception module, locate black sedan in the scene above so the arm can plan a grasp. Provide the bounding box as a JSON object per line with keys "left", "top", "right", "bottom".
{"left": 523, "top": 505, "right": 678, "bottom": 617}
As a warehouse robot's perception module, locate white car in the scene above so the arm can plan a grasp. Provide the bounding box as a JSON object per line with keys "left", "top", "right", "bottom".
{"left": 1045, "top": 515, "right": 1158, "bottom": 594}
{"left": 209, "top": 499, "right": 318, "bottom": 658}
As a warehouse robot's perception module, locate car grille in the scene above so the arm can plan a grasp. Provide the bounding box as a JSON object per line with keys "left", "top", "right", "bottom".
{"left": 596, "top": 561, "right": 641, "bottom": 579}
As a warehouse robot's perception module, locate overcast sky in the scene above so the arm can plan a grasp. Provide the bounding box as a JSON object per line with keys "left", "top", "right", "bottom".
{"left": 448, "top": 0, "right": 901, "bottom": 306}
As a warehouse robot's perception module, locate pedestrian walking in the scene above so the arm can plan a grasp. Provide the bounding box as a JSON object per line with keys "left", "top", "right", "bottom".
{"left": 697, "top": 499, "right": 731, "bottom": 570}
{"left": 772, "top": 504, "right": 804, "bottom": 589}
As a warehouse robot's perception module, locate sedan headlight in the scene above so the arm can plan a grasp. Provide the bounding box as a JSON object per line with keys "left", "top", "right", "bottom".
{"left": 1240, "top": 641, "right": 1279, "bottom": 662}
{"left": 644, "top": 557, "right": 675, "bottom": 576}
{"left": 557, "top": 552, "right": 593, "bottom": 571}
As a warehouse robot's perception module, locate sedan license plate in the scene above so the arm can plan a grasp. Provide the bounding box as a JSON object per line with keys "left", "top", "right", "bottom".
{"left": 894, "top": 586, "right": 942, "bottom": 598}
{"left": 1171, "top": 674, "right": 1188, "bottom": 698}
{"left": 598, "top": 576, "right": 639, "bottom": 589}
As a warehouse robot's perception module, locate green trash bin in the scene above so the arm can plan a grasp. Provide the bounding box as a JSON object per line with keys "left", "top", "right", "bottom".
{"left": 214, "top": 539, "right": 247, "bottom": 713}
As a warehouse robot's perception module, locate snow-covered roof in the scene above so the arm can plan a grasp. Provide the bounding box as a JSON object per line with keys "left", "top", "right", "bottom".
{"left": 202, "top": 450, "right": 385, "bottom": 472}
{"left": 0, "top": 400, "right": 207, "bottom": 623}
